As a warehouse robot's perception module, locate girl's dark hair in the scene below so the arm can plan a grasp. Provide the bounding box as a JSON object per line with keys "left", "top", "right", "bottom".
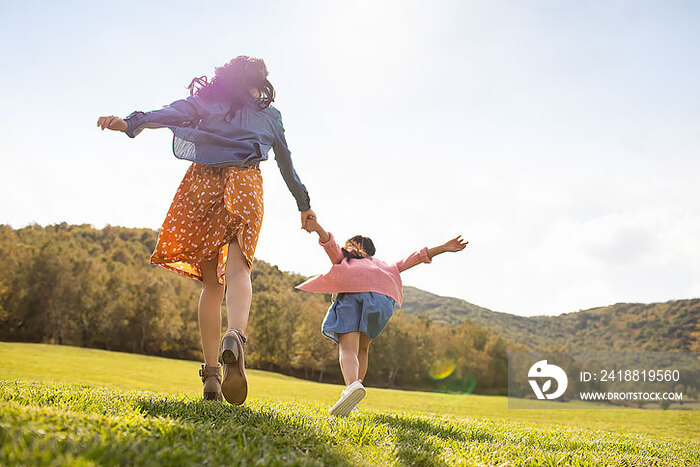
{"left": 342, "top": 235, "right": 376, "bottom": 260}
{"left": 187, "top": 56, "right": 275, "bottom": 121}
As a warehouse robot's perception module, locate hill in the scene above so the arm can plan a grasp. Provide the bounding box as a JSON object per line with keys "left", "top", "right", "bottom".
{"left": 0, "top": 223, "right": 510, "bottom": 393}
{"left": 1, "top": 343, "right": 698, "bottom": 466}
{"left": 1, "top": 222, "right": 696, "bottom": 397}
{"left": 400, "top": 287, "right": 700, "bottom": 352}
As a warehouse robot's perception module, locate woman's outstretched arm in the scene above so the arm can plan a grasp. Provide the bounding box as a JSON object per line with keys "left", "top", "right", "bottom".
{"left": 97, "top": 95, "right": 203, "bottom": 137}
{"left": 96, "top": 115, "right": 127, "bottom": 131}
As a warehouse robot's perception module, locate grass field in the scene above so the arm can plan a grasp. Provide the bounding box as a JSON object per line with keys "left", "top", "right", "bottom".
{"left": 1, "top": 342, "right": 698, "bottom": 466}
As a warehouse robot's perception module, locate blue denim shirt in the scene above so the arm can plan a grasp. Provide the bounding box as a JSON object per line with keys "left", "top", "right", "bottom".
{"left": 125, "top": 95, "right": 310, "bottom": 211}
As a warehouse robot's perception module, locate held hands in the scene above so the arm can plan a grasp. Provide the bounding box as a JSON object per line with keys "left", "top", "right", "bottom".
{"left": 300, "top": 210, "right": 330, "bottom": 243}
{"left": 300, "top": 210, "right": 317, "bottom": 232}
{"left": 96, "top": 116, "right": 127, "bottom": 132}
{"left": 304, "top": 216, "right": 322, "bottom": 234}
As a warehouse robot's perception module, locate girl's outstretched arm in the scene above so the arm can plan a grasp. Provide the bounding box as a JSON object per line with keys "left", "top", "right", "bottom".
{"left": 427, "top": 235, "right": 468, "bottom": 260}
{"left": 305, "top": 217, "right": 344, "bottom": 264}
{"left": 395, "top": 235, "right": 468, "bottom": 272}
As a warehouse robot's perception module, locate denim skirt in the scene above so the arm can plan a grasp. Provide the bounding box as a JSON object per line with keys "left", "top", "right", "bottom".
{"left": 321, "top": 292, "right": 395, "bottom": 344}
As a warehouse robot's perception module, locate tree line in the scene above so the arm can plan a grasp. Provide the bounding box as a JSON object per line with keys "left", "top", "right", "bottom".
{"left": 0, "top": 223, "right": 513, "bottom": 394}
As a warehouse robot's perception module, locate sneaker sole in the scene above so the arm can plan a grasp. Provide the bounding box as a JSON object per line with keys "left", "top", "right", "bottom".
{"left": 329, "top": 386, "right": 366, "bottom": 416}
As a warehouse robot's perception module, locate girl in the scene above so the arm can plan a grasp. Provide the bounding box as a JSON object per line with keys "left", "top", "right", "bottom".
{"left": 97, "top": 56, "right": 315, "bottom": 405}
{"left": 297, "top": 217, "right": 467, "bottom": 416}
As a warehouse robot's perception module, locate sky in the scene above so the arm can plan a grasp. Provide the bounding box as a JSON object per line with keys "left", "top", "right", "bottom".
{"left": 1, "top": 1, "right": 699, "bottom": 316}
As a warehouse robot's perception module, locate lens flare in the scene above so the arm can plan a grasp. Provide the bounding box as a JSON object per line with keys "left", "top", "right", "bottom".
{"left": 429, "top": 357, "right": 456, "bottom": 380}
{"left": 460, "top": 373, "right": 477, "bottom": 395}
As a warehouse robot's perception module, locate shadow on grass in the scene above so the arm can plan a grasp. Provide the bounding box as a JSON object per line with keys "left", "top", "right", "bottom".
{"left": 367, "top": 413, "right": 495, "bottom": 466}
{"left": 134, "top": 396, "right": 353, "bottom": 466}
{"left": 368, "top": 412, "right": 695, "bottom": 467}
{"left": 1, "top": 381, "right": 357, "bottom": 465}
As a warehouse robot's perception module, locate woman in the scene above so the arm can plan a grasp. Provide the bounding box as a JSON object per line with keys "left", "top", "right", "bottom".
{"left": 97, "top": 56, "right": 315, "bottom": 404}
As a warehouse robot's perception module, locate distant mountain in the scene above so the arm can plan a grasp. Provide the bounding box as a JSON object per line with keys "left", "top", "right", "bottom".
{"left": 400, "top": 287, "right": 699, "bottom": 352}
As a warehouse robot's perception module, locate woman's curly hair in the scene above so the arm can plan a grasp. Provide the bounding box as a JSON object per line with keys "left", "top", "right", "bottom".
{"left": 342, "top": 235, "right": 376, "bottom": 260}
{"left": 187, "top": 56, "right": 275, "bottom": 121}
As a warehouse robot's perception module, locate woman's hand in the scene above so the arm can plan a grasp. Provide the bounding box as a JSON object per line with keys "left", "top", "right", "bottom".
{"left": 442, "top": 235, "right": 468, "bottom": 253}
{"left": 97, "top": 115, "right": 127, "bottom": 132}
{"left": 301, "top": 210, "right": 317, "bottom": 232}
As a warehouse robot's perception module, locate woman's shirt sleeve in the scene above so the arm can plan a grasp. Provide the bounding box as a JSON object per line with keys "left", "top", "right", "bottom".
{"left": 124, "top": 96, "right": 203, "bottom": 138}
{"left": 271, "top": 111, "right": 311, "bottom": 212}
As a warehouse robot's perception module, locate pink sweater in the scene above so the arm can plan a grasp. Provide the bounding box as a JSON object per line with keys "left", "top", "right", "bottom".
{"left": 295, "top": 232, "right": 431, "bottom": 305}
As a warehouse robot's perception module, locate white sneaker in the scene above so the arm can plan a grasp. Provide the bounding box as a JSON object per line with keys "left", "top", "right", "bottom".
{"left": 329, "top": 381, "right": 366, "bottom": 416}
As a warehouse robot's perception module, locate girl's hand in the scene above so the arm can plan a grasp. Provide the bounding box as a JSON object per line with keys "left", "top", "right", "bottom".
{"left": 305, "top": 217, "right": 322, "bottom": 233}
{"left": 443, "top": 235, "right": 468, "bottom": 253}
{"left": 303, "top": 215, "right": 330, "bottom": 243}
{"left": 97, "top": 115, "right": 127, "bottom": 132}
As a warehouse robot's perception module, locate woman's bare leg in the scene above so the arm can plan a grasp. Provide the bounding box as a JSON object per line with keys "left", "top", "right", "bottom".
{"left": 224, "top": 239, "right": 252, "bottom": 332}
{"left": 199, "top": 258, "right": 225, "bottom": 366}
{"left": 358, "top": 333, "right": 372, "bottom": 382}
{"left": 337, "top": 332, "right": 361, "bottom": 385}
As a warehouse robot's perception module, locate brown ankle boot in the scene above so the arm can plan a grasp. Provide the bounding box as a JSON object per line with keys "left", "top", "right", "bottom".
{"left": 199, "top": 364, "right": 223, "bottom": 401}
{"left": 221, "top": 327, "right": 248, "bottom": 405}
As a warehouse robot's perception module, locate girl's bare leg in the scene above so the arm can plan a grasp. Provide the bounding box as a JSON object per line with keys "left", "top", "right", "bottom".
{"left": 199, "top": 258, "right": 225, "bottom": 366}
{"left": 224, "top": 239, "right": 252, "bottom": 332}
{"left": 358, "top": 333, "right": 372, "bottom": 382}
{"left": 337, "top": 332, "right": 361, "bottom": 385}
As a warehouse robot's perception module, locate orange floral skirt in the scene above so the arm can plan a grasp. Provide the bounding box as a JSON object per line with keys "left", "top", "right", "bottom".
{"left": 150, "top": 162, "right": 264, "bottom": 284}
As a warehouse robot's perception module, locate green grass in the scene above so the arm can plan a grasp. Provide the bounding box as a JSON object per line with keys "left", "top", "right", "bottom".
{"left": 1, "top": 342, "right": 698, "bottom": 466}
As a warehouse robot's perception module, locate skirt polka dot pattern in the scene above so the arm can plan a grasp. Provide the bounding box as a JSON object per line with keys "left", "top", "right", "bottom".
{"left": 150, "top": 162, "right": 264, "bottom": 284}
